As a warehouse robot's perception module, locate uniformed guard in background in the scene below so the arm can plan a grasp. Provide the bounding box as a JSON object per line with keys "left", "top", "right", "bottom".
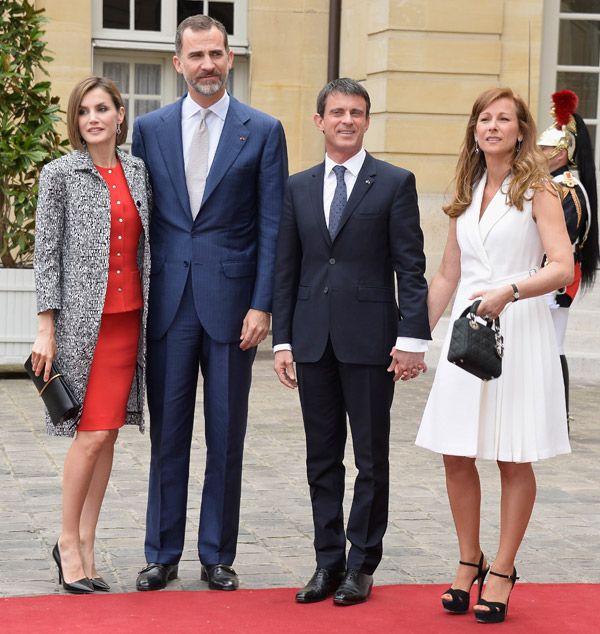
{"left": 538, "top": 89, "right": 600, "bottom": 429}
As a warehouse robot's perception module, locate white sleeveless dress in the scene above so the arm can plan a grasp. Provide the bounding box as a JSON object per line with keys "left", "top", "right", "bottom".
{"left": 416, "top": 175, "right": 571, "bottom": 462}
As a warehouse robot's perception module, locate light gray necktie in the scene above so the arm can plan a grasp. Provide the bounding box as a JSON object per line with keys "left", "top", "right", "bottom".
{"left": 186, "top": 110, "right": 209, "bottom": 219}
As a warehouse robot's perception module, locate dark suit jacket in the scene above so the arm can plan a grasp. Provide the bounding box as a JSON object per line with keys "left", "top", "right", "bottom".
{"left": 272, "top": 153, "right": 431, "bottom": 365}
{"left": 132, "top": 95, "right": 288, "bottom": 343}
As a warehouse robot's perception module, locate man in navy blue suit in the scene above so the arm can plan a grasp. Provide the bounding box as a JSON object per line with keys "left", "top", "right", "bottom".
{"left": 132, "top": 15, "right": 287, "bottom": 591}
{"left": 273, "top": 79, "right": 430, "bottom": 605}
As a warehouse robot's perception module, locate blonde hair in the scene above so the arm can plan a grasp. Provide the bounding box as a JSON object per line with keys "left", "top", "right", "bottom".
{"left": 444, "top": 87, "right": 552, "bottom": 217}
{"left": 66, "top": 77, "right": 128, "bottom": 150}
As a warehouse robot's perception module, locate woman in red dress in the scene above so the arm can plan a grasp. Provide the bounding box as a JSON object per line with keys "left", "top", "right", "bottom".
{"left": 31, "top": 77, "right": 151, "bottom": 593}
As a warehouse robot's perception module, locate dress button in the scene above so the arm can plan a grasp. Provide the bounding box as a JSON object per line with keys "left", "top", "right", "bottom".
{"left": 117, "top": 288, "right": 122, "bottom": 292}
{"left": 323, "top": 286, "right": 329, "bottom": 294}
{"left": 112, "top": 184, "right": 116, "bottom": 189}
{"left": 116, "top": 252, "right": 122, "bottom": 257}
{"left": 118, "top": 218, "right": 124, "bottom": 222}
{"left": 117, "top": 235, "right": 122, "bottom": 240}
{"left": 108, "top": 169, "right": 112, "bottom": 174}
{"left": 329, "top": 258, "right": 336, "bottom": 265}
{"left": 116, "top": 200, "right": 121, "bottom": 205}
{"left": 116, "top": 270, "right": 121, "bottom": 274}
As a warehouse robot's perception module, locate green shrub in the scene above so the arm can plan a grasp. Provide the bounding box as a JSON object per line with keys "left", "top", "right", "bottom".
{"left": 0, "top": 0, "right": 68, "bottom": 267}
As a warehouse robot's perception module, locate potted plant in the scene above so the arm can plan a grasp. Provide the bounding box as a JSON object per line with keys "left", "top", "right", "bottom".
{"left": 0, "top": 0, "right": 68, "bottom": 364}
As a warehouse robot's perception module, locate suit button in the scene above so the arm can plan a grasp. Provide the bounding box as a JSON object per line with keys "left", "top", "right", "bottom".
{"left": 329, "top": 258, "right": 335, "bottom": 265}
{"left": 323, "top": 286, "right": 329, "bottom": 294}
{"left": 184, "top": 261, "right": 189, "bottom": 267}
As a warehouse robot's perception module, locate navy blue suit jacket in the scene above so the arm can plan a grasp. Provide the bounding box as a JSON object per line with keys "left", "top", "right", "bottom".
{"left": 272, "top": 153, "right": 431, "bottom": 365}
{"left": 132, "top": 95, "right": 288, "bottom": 343}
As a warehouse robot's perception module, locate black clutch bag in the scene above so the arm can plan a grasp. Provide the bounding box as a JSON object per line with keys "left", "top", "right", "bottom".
{"left": 447, "top": 300, "right": 504, "bottom": 381}
{"left": 24, "top": 355, "right": 81, "bottom": 425}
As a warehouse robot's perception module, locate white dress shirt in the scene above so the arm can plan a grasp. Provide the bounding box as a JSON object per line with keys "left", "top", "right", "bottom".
{"left": 182, "top": 92, "right": 230, "bottom": 173}
{"left": 274, "top": 148, "right": 428, "bottom": 355}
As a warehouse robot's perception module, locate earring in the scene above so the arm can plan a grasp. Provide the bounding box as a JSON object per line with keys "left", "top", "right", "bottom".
{"left": 516, "top": 137, "right": 522, "bottom": 153}
{"left": 474, "top": 138, "right": 480, "bottom": 154}
{"left": 116, "top": 122, "right": 122, "bottom": 135}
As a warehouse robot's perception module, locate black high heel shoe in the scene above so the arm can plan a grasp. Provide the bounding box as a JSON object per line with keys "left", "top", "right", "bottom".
{"left": 52, "top": 543, "right": 94, "bottom": 594}
{"left": 474, "top": 566, "right": 519, "bottom": 624}
{"left": 90, "top": 576, "right": 110, "bottom": 592}
{"left": 441, "top": 552, "right": 489, "bottom": 614}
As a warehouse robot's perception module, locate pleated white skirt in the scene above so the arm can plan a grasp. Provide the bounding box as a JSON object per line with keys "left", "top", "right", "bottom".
{"left": 416, "top": 291, "right": 571, "bottom": 463}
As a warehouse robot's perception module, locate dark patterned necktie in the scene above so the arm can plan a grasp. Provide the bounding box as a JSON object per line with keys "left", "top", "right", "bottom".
{"left": 328, "top": 164, "right": 347, "bottom": 238}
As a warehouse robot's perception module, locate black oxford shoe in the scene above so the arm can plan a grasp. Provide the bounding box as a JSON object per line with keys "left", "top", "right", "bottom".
{"left": 136, "top": 563, "right": 178, "bottom": 591}
{"left": 201, "top": 564, "right": 239, "bottom": 591}
{"left": 296, "top": 568, "right": 345, "bottom": 603}
{"left": 333, "top": 569, "right": 373, "bottom": 606}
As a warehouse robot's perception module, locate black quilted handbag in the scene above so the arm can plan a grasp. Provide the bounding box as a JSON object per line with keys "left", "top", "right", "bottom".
{"left": 447, "top": 300, "right": 503, "bottom": 381}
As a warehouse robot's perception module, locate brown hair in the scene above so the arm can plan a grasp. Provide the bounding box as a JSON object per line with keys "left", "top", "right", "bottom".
{"left": 66, "top": 77, "right": 128, "bottom": 150}
{"left": 444, "top": 87, "right": 552, "bottom": 217}
{"left": 175, "top": 15, "right": 229, "bottom": 56}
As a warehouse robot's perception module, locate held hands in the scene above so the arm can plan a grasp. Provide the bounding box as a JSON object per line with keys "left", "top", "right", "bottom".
{"left": 468, "top": 286, "right": 514, "bottom": 320}
{"left": 274, "top": 350, "right": 297, "bottom": 389}
{"left": 240, "top": 309, "right": 271, "bottom": 350}
{"left": 387, "top": 349, "right": 427, "bottom": 382}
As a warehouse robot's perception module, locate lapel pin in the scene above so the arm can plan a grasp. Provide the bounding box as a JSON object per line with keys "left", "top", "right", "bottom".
{"left": 365, "top": 179, "right": 372, "bottom": 185}
{"left": 240, "top": 136, "right": 247, "bottom": 142}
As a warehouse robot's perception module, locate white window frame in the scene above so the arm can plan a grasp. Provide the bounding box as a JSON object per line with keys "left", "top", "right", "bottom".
{"left": 92, "top": 0, "right": 249, "bottom": 53}
{"left": 93, "top": 0, "right": 250, "bottom": 138}
{"left": 540, "top": 0, "right": 600, "bottom": 173}
{"left": 94, "top": 51, "right": 178, "bottom": 142}
{"left": 94, "top": 47, "right": 250, "bottom": 138}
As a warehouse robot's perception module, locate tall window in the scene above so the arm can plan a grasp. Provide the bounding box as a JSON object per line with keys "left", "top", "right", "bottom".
{"left": 93, "top": 0, "right": 248, "bottom": 144}
{"left": 177, "top": 1, "right": 235, "bottom": 34}
{"left": 541, "top": 1, "right": 600, "bottom": 171}
{"left": 94, "top": 0, "right": 247, "bottom": 47}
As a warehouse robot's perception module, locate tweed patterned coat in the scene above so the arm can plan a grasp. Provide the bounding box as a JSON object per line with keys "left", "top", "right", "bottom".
{"left": 34, "top": 148, "right": 151, "bottom": 437}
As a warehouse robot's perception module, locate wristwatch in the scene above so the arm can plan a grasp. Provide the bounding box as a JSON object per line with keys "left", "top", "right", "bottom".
{"left": 511, "top": 283, "right": 520, "bottom": 302}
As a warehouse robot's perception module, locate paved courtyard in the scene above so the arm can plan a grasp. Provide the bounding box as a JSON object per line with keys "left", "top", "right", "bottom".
{"left": 1, "top": 352, "right": 599, "bottom": 597}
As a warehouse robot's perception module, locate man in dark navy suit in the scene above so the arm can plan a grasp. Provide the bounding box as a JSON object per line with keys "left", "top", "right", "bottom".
{"left": 273, "top": 78, "right": 430, "bottom": 605}
{"left": 132, "top": 15, "right": 287, "bottom": 591}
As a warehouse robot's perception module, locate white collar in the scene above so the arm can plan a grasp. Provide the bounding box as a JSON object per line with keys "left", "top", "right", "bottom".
{"left": 324, "top": 148, "right": 366, "bottom": 177}
{"left": 182, "top": 91, "right": 230, "bottom": 121}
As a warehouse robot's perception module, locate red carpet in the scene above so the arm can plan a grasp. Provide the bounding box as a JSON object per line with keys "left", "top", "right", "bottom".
{"left": 1, "top": 584, "right": 595, "bottom": 633}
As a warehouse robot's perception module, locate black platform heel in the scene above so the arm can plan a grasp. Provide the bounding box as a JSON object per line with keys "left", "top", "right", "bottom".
{"left": 441, "top": 552, "right": 489, "bottom": 614}
{"left": 474, "top": 566, "right": 519, "bottom": 623}
{"left": 52, "top": 543, "right": 94, "bottom": 594}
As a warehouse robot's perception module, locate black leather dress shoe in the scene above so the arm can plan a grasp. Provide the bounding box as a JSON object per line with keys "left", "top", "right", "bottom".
{"left": 136, "top": 563, "right": 178, "bottom": 591}
{"left": 296, "top": 568, "right": 345, "bottom": 603}
{"left": 201, "top": 564, "right": 239, "bottom": 591}
{"left": 333, "top": 570, "right": 373, "bottom": 606}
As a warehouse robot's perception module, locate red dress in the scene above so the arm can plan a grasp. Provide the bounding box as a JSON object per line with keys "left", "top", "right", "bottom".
{"left": 78, "top": 161, "right": 143, "bottom": 432}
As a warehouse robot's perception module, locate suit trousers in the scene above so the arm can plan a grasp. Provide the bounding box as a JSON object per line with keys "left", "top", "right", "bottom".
{"left": 145, "top": 275, "right": 256, "bottom": 566}
{"left": 296, "top": 339, "right": 395, "bottom": 575}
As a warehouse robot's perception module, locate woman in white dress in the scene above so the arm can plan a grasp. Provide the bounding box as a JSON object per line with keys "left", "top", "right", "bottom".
{"left": 416, "top": 87, "right": 573, "bottom": 623}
